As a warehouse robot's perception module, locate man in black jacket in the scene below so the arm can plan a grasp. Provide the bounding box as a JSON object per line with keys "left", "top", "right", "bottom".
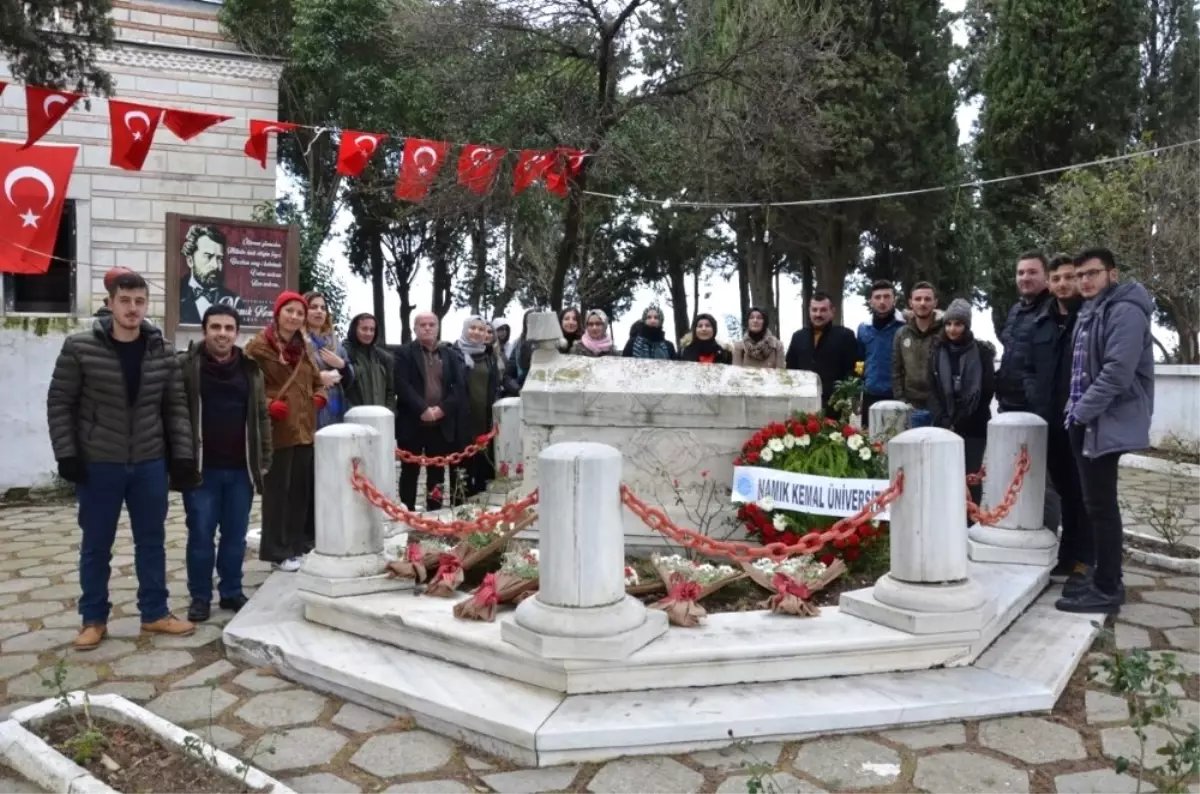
{"left": 394, "top": 312, "right": 464, "bottom": 511}
{"left": 1023, "top": 255, "right": 1090, "bottom": 589}
{"left": 785, "top": 291, "right": 859, "bottom": 416}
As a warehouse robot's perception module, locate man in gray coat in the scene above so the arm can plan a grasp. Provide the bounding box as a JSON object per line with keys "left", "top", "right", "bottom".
{"left": 47, "top": 271, "right": 199, "bottom": 650}
{"left": 1055, "top": 247, "right": 1154, "bottom": 615}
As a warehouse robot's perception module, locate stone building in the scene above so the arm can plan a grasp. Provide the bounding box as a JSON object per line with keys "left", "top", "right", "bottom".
{"left": 0, "top": 0, "right": 283, "bottom": 492}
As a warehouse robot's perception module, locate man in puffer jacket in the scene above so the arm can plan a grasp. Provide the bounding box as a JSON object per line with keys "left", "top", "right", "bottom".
{"left": 997, "top": 251, "right": 1052, "bottom": 412}
{"left": 891, "top": 281, "right": 943, "bottom": 414}
{"left": 46, "top": 271, "right": 198, "bottom": 651}
{"left": 856, "top": 280, "right": 905, "bottom": 430}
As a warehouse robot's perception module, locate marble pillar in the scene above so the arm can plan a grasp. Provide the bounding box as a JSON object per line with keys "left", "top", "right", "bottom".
{"left": 297, "top": 423, "right": 411, "bottom": 597}
{"left": 345, "top": 406, "right": 403, "bottom": 540}
{"left": 501, "top": 442, "right": 667, "bottom": 659}
{"left": 869, "top": 400, "right": 912, "bottom": 446}
{"left": 968, "top": 412, "right": 1058, "bottom": 565}
{"left": 493, "top": 397, "right": 522, "bottom": 474}
{"left": 840, "top": 427, "right": 993, "bottom": 634}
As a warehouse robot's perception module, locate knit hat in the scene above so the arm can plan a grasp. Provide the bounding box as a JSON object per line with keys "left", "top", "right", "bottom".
{"left": 103, "top": 267, "right": 133, "bottom": 291}
{"left": 273, "top": 291, "right": 307, "bottom": 321}
{"left": 944, "top": 298, "right": 972, "bottom": 328}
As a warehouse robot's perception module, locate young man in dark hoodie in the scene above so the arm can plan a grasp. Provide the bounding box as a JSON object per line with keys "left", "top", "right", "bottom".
{"left": 344, "top": 313, "right": 396, "bottom": 412}
{"left": 176, "top": 306, "right": 272, "bottom": 622}
{"left": 855, "top": 281, "right": 905, "bottom": 430}
{"left": 1056, "top": 248, "right": 1155, "bottom": 615}
{"left": 1023, "top": 255, "right": 1090, "bottom": 592}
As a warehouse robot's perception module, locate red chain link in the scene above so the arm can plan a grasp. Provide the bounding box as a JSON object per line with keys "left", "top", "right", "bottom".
{"left": 619, "top": 472, "right": 904, "bottom": 563}
{"left": 350, "top": 459, "right": 537, "bottom": 537}
{"left": 395, "top": 426, "right": 499, "bottom": 467}
{"left": 966, "top": 447, "right": 1030, "bottom": 525}
{"left": 966, "top": 465, "right": 986, "bottom": 487}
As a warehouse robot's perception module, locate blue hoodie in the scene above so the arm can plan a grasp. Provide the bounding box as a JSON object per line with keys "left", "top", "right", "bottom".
{"left": 1071, "top": 281, "right": 1155, "bottom": 459}
{"left": 857, "top": 313, "right": 905, "bottom": 396}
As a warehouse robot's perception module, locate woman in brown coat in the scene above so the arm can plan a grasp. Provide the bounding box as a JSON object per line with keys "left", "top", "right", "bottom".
{"left": 244, "top": 291, "right": 327, "bottom": 571}
{"left": 732, "top": 307, "right": 785, "bottom": 368}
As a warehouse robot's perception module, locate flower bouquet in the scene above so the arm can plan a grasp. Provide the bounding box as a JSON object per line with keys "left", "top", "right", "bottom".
{"left": 648, "top": 554, "right": 744, "bottom": 627}
{"left": 453, "top": 547, "right": 540, "bottom": 622}
{"left": 423, "top": 510, "right": 536, "bottom": 598}
{"left": 742, "top": 555, "right": 846, "bottom": 617}
{"left": 385, "top": 537, "right": 454, "bottom": 584}
{"left": 623, "top": 563, "right": 667, "bottom": 597}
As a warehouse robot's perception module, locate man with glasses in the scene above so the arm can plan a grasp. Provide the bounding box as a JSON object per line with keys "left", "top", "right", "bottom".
{"left": 1056, "top": 248, "right": 1155, "bottom": 615}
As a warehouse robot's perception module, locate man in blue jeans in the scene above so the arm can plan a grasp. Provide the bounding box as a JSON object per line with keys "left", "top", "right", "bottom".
{"left": 47, "top": 271, "right": 198, "bottom": 651}
{"left": 174, "top": 306, "right": 272, "bottom": 622}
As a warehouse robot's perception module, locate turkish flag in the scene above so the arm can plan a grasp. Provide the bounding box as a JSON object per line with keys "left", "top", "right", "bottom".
{"left": 108, "top": 100, "right": 164, "bottom": 171}
{"left": 336, "top": 130, "right": 387, "bottom": 177}
{"left": 544, "top": 148, "right": 587, "bottom": 197}
{"left": 395, "top": 137, "right": 449, "bottom": 202}
{"left": 163, "top": 108, "right": 232, "bottom": 141}
{"left": 457, "top": 145, "right": 507, "bottom": 195}
{"left": 0, "top": 83, "right": 6, "bottom": 96}
{"left": 0, "top": 141, "right": 78, "bottom": 274}
{"left": 512, "top": 150, "right": 553, "bottom": 195}
{"left": 23, "top": 86, "right": 83, "bottom": 148}
{"left": 244, "top": 119, "right": 298, "bottom": 168}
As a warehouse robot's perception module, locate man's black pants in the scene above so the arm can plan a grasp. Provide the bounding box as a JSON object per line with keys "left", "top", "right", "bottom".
{"left": 398, "top": 423, "right": 454, "bottom": 512}
{"left": 1048, "top": 422, "right": 1092, "bottom": 568}
{"left": 1069, "top": 424, "right": 1123, "bottom": 594}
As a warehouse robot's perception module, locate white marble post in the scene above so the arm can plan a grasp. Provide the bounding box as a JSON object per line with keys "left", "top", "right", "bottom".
{"left": 297, "top": 424, "right": 411, "bottom": 597}
{"left": 869, "top": 400, "right": 912, "bottom": 445}
{"left": 501, "top": 443, "right": 667, "bottom": 659}
{"left": 968, "top": 412, "right": 1058, "bottom": 565}
{"left": 525, "top": 311, "right": 564, "bottom": 352}
{"left": 840, "top": 427, "right": 994, "bottom": 634}
{"left": 345, "top": 406, "right": 403, "bottom": 542}
{"left": 493, "top": 397, "right": 522, "bottom": 474}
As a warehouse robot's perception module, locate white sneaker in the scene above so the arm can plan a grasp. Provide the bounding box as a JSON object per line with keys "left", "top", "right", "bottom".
{"left": 275, "top": 557, "right": 302, "bottom": 572}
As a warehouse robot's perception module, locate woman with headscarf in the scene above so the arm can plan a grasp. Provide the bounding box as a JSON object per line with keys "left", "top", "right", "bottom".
{"left": 732, "top": 307, "right": 785, "bottom": 368}
{"left": 622, "top": 305, "right": 677, "bottom": 360}
{"left": 559, "top": 307, "right": 583, "bottom": 353}
{"left": 454, "top": 315, "right": 501, "bottom": 497}
{"left": 503, "top": 310, "right": 536, "bottom": 396}
{"left": 343, "top": 312, "right": 394, "bottom": 411}
{"left": 492, "top": 317, "right": 516, "bottom": 362}
{"left": 570, "top": 309, "right": 618, "bottom": 357}
{"left": 303, "top": 292, "right": 353, "bottom": 428}
{"left": 679, "top": 313, "right": 733, "bottom": 365}
{"left": 928, "top": 298, "right": 995, "bottom": 506}
{"left": 244, "top": 292, "right": 327, "bottom": 572}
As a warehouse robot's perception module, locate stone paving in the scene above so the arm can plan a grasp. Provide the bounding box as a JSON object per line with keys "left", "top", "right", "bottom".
{"left": 0, "top": 468, "right": 1194, "bottom": 793}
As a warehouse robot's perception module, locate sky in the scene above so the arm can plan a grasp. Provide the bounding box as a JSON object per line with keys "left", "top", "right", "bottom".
{"left": 323, "top": 0, "right": 999, "bottom": 350}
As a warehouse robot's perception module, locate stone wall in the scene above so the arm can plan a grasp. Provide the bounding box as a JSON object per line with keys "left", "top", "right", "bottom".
{"left": 1150, "top": 365, "right": 1200, "bottom": 449}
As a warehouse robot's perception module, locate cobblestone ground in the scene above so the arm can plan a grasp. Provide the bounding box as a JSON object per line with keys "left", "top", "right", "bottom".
{"left": 1118, "top": 468, "right": 1200, "bottom": 549}
{"left": 0, "top": 468, "right": 1195, "bottom": 794}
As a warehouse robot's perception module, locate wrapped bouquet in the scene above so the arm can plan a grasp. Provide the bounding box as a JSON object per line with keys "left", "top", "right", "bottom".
{"left": 742, "top": 555, "right": 846, "bottom": 617}
{"left": 453, "top": 547, "right": 540, "bottom": 622}
{"left": 648, "top": 554, "right": 744, "bottom": 627}
{"left": 385, "top": 537, "right": 453, "bottom": 583}
{"left": 421, "top": 511, "right": 536, "bottom": 598}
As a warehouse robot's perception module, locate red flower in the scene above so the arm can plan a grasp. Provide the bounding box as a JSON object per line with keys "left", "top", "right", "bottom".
{"left": 498, "top": 462, "right": 510, "bottom": 478}
{"left": 700, "top": 470, "right": 709, "bottom": 478}
{"left": 833, "top": 537, "right": 847, "bottom": 549}
{"left": 734, "top": 458, "right": 743, "bottom": 466}
{"left": 872, "top": 442, "right": 884, "bottom": 453}
{"left": 845, "top": 533, "right": 860, "bottom": 546}
{"left": 515, "top": 463, "right": 524, "bottom": 475}
{"left": 430, "top": 486, "right": 443, "bottom": 502}
{"left": 746, "top": 452, "right": 760, "bottom": 464}
{"left": 475, "top": 433, "right": 491, "bottom": 446}
{"left": 673, "top": 479, "right": 680, "bottom": 488}
{"left": 781, "top": 531, "right": 799, "bottom": 545}
{"left": 805, "top": 418, "right": 821, "bottom": 435}
{"left": 845, "top": 547, "right": 861, "bottom": 562}
{"left": 842, "top": 425, "right": 858, "bottom": 438}
{"left": 824, "top": 417, "right": 839, "bottom": 428}
{"left": 858, "top": 525, "right": 874, "bottom": 538}
{"left": 819, "top": 553, "right": 836, "bottom": 566}
{"left": 761, "top": 526, "right": 780, "bottom": 544}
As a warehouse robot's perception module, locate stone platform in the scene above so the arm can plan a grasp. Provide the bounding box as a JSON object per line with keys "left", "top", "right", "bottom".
{"left": 223, "top": 571, "right": 1103, "bottom": 767}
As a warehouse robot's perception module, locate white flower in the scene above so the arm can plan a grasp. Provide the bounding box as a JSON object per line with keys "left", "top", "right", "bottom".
{"left": 846, "top": 434, "right": 864, "bottom": 451}
{"left": 768, "top": 438, "right": 785, "bottom": 452}
{"left": 773, "top": 513, "right": 789, "bottom": 531}
{"left": 797, "top": 434, "right": 811, "bottom": 447}
{"left": 624, "top": 566, "right": 639, "bottom": 586}
{"left": 827, "top": 431, "right": 842, "bottom": 443}
{"left": 782, "top": 434, "right": 796, "bottom": 449}
{"left": 859, "top": 447, "right": 872, "bottom": 461}
{"left": 758, "top": 495, "right": 776, "bottom": 511}
{"left": 761, "top": 448, "right": 775, "bottom": 463}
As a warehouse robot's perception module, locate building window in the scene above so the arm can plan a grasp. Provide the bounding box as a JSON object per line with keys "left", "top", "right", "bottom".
{"left": 3, "top": 200, "right": 76, "bottom": 314}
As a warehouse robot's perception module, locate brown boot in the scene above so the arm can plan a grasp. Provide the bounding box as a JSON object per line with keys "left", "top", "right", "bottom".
{"left": 141, "top": 615, "right": 196, "bottom": 637}
{"left": 73, "top": 624, "right": 106, "bottom": 651}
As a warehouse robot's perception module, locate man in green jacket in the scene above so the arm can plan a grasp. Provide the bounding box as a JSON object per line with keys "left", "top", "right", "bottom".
{"left": 47, "top": 271, "right": 198, "bottom": 651}
{"left": 344, "top": 313, "right": 396, "bottom": 412}
{"left": 175, "top": 306, "right": 272, "bottom": 623}
{"left": 891, "top": 282, "right": 943, "bottom": 417}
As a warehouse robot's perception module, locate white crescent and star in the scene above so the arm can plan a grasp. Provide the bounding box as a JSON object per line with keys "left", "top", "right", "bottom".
{"left": 42, "top": 94, "right": 69, "bottom": 118}
{"left": 124, "top": 110, "right": 151, "bottom": 142}
{"left": 354, "top": 135, "right": 379, "bottom": 155}
{"left": 413, "top": 145, "right": 439, "bottom": 175}
{"left": 259, "top": 124, "right": 289, "bottom": 135}
{"left": 470, "top": 147, "right": 492, "bottom": 165}
{"left": 4, "top": 166, "right": 57, "bottom": 229}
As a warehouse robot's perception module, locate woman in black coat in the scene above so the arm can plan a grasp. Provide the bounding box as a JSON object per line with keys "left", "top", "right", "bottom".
{"left": 679, "top": 313, "right": 732, "bottom": 365}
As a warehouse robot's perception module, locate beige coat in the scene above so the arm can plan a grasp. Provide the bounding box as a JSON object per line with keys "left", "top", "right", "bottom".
{"left": 732, "top": 335, "right": 785, "bottom": 368}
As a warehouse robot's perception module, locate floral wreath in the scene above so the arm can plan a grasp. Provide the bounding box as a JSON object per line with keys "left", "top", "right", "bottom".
{"left": 735, "top": 412, "right": 887, "bottom": 569}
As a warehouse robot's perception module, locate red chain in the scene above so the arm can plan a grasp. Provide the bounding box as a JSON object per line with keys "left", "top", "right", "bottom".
{"left": 619, "top": 472, "right": 904, "bottom": 563}
{"left": 966, "top": 465, "right": 987, "bottom": 487}
{"left": 966, "top": 447, "right": 1030, "bottom": 525}
{"left": 395, "top": 426, "right": 499, "bottom": 467}
{"left": 350, "top": 459, "right": 537, "bottom": 537}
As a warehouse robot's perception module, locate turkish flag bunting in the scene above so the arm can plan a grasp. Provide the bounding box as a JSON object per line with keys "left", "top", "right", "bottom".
{"left": 244, "top": 119, "right": 299, "bottom": 169}
{"left": 512, "top": 150, "right": 554, "bottom": 195}
{"left": 336, "top": 130, "right": 388, "bottom": 177}
{"left": 457, "top": 145, "right": 507, "bottom": 195}
{"left": 108, "top": 100, "right": 164, "bottom": 171}
{"left": 163, "top": 108, "right": 233, "bottom": 141}
{"left": 0, "top": 141, "right": 78, "bottom": 274}
{"left": 0, "top": 83, "right": 6, "bottom": 96}
{"left": 544, "top": 148, "right": 587, "bottom": 197}
{"left": 23, "top": 86, "right": 83, "bottom": 148}
{"left": 395, "top": 137, "right": 450, "bottom": 202}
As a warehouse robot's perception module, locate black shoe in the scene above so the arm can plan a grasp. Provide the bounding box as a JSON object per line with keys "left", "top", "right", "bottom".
{"left": 187, "top": 599, "right": 211, "bottom": 622}
{"left": 1055, "top": 583, "right": 1122, "bottom": 615}
{"left": 219, "top": 594, "right": 248, "bottom": 613}
{"left": 1062, "top": 569, "right": 1092, "bottom": 598}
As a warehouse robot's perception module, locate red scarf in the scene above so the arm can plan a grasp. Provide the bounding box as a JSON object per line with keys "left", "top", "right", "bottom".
{"left": 264, "top": 325, "right": 306, "bottom": 366}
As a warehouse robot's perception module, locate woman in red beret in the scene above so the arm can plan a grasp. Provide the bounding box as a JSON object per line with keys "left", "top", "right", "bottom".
{"left": 244, "top": 291, "right": 327, "bottom": 571}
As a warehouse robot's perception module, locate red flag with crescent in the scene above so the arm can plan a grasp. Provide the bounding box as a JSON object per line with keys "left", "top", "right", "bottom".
{"left": 244, "top": 119, "right": 298, "bottom": 169}
{"left": 162, "top": 108, "right": 232, "bottom": 141}
{"left": 23, "top": 86, "right": 83, "bottom": 148}
{"left": 395, "top": 137, "right": 450, "bottom": 201}
{"left": 544, "top": 148, "right": 587, "bottom": 197}
{"left": 0, "top": 141, "right": 78, "bottom": 274}
{"left": 336, "top": 130, "right": 388, "bottom": 177}
{"left": 512, "top": 150, "right": 553, "bottom": 195}
{"left": 457, "top": 145, "right": 507, "bottom": 195}
{"left": 108, "top": 99, "right": 164, "bottom": 171}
